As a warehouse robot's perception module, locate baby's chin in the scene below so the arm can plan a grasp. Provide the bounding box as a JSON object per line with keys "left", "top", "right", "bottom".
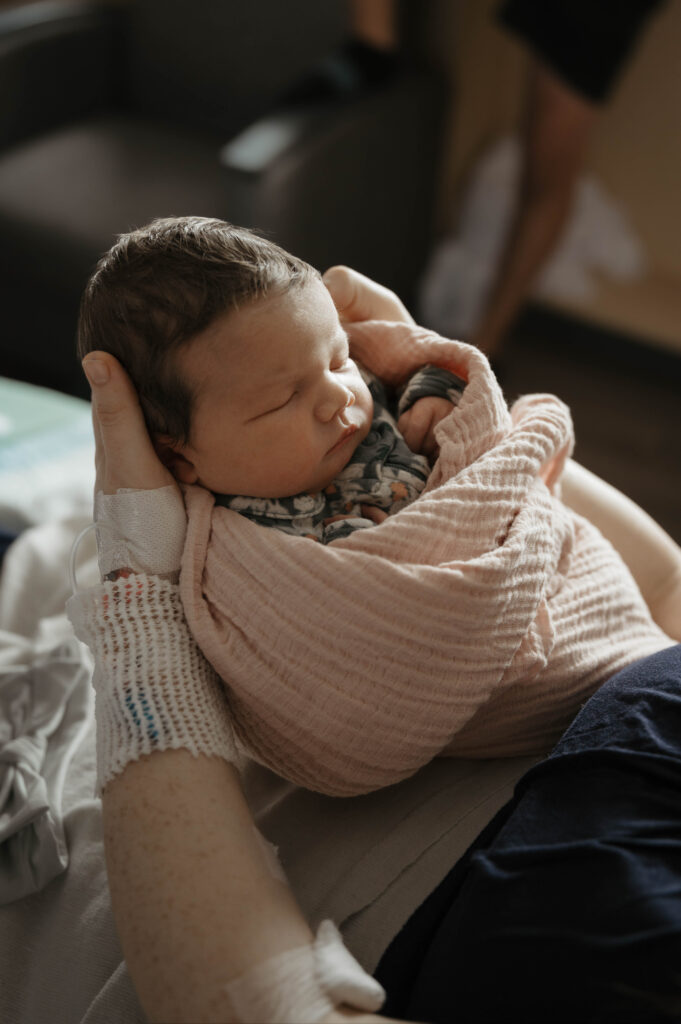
{"left": 321, "top": 421, "right": 371, "bottom": 482}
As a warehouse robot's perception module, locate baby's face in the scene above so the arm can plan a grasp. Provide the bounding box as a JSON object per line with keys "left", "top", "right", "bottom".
{"left": 173, "top": 278, "right": 374, "bottom": 497}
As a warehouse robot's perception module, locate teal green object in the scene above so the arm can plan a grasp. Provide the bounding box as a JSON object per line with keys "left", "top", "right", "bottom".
{"left": 0, "top": 377, "right": 91, "bottom": 473}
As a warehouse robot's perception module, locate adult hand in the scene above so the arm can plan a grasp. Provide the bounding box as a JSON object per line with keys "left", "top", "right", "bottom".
{"left": 323, "top": 266, "right": 469, "bottom": 388}
{"left": 82, "top": 351, "right": 186, "bottom": 579}
{"left": 323, "top": 265, "right": 415, "bottom": 326}
{"left": 82, "top": 351, "right": 177, "bottom": 495}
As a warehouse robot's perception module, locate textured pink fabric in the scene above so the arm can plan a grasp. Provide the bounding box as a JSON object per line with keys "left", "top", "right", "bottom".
{"left": 180, "top": 329, "right": 672, "bottom": 796}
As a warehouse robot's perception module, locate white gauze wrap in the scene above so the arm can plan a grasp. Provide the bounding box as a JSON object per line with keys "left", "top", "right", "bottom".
{"left": 67, "top": 573, "right": 240, "bottom": 793}
{"left": 68, "top": 484, "right": 238, "bottom": 791}
{"left": 94, "top": 484, "right": 187, "bottom": 579}
{"left": 225, "top": 920, "right": 385, "bottom": 1023}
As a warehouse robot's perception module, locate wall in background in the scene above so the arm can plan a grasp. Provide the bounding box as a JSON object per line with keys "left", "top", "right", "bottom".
{"left": 421, "top": 0, "right": 681, "bottom": 351}
{"left": 588, "top": 1, "right": 681, "bottom": 279}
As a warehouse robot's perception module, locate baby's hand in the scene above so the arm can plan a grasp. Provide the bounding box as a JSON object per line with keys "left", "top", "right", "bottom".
{"left": 398, "top": 396, "right": 453, "bottom": 459}
{"left": 323, "top": 506, "right": 388, "bottom": 526}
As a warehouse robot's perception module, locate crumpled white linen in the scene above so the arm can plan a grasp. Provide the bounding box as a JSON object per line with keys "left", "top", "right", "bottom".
{"left": 0, "top": 516, "right": 96, "bottom": 904}
{"left": 0, "top": 634, "right": 91, "bottom": 903}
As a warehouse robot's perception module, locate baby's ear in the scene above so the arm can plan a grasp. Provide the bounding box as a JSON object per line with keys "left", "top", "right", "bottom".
{"left": 154, "top": 435, "right": 199, "bottom": 485}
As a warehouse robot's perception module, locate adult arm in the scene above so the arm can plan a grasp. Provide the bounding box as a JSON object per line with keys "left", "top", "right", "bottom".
{"left": 561, "top": 458, "right": 681, "bottom": 641}
{"left": 78, "top": 353, "right": 396, "bottom": 1024}
{"left": 471, "top": 59, "right": 596, "bottom": 357}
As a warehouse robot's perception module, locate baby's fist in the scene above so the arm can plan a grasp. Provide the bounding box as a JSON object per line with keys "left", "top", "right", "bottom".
{"left": 398, "top": 396, "right": 453, "bottom": 459}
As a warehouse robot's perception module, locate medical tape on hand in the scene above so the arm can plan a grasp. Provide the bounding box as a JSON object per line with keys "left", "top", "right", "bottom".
{"left": 94, "top": 485, "right": 186, "bottom": 579}
{"left": 224, "top": 920, "right": 385, "bottom": 1024}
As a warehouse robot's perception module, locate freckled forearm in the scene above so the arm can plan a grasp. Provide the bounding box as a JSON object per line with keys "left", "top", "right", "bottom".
{"left": 102, "top": 750, "right": 313, "bottom": 1022}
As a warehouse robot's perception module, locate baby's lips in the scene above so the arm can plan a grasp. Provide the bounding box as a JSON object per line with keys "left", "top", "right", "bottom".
{"left": 326, "top": 424, "right": 358, "bottom": 455}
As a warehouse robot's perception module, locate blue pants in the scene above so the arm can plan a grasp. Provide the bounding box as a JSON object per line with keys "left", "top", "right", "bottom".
{"left": 376, "top": 646, "right": 681, "bottom": 1023}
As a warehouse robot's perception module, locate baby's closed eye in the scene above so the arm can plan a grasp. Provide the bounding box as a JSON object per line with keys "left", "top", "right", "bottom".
{"left": 248, "top": 391, "right": 297, "bottom": 420}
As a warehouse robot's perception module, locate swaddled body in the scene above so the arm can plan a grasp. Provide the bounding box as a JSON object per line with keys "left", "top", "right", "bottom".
{"left": 76, "top": 216, "right": 672, "bottom": 798}
{"left": 181, "top": 326, "right": 673, "bottom": 796}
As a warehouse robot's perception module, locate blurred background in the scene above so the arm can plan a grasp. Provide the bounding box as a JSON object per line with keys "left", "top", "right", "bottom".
{"left": 0, "top": 0, "right": 679, "bottom": 541}
{"left": 419, "top": 0, "right": 681, "bottom": 544}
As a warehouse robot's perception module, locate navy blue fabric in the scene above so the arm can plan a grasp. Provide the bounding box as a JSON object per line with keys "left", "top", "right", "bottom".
{"left": 376, "top": 646, "right": 681, "bottom": 1023}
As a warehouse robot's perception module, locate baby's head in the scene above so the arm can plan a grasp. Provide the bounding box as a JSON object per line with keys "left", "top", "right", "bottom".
{"left": 78, "top": 217, "right": 373, "bottom": 497}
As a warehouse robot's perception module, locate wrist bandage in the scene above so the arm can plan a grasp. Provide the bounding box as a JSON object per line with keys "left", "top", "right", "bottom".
{"left": 94, "top": 485, "right": 186, "bottom": 579}
{"left": 66, "top": 574, "right": 239, "bottom": 792}
{"left": 225, "top": 919, "right": 385, "bottom": 1023}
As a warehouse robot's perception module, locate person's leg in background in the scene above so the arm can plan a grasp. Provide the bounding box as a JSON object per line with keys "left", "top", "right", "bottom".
{"left": 349, "top": 0, "right": 397, "bottom": 51}
{"left": 469, "top": 57, "right": 596, "bottom": 360}
{"left": 456, "top": 0, "right": 667, "bottom": 360}
{"left": 284, "top": 0, "right": 400, "bottom": 104}
{"left": 376, "top": 645, "right": 681, "bottom": 1023}
{"left": 336, "top": 0, "right": 401, "bottom": 93}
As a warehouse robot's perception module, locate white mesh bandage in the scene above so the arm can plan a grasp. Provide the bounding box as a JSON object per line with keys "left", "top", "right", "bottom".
{"left": 66, "top": 574, "right": 238, "bottom": 792}
{"left": 94, "top": 485, "right": 187, "bottom": 579}
{"left": 225, "top": 920, "right": 385, "bottom": 1023}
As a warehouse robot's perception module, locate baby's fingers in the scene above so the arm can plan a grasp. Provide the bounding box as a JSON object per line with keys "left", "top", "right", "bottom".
{"left": 398, "top": 405, "right": 432, "bottom": 454}
{"left": 360, "top": 505, "right": 388, "bottom": 524}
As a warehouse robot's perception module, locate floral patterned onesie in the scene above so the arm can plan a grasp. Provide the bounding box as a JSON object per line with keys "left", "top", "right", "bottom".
{"left": 215, "top": 366, "right": 465, "bottom": 543}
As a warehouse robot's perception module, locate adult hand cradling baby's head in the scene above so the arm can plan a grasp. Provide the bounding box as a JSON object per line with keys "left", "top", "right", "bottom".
{"left": 323, "top": 265, "right": 415, "bottom": 326}
{"left": 82, "top": 351, "right": 187, "bottom": 581}
{"left": 323, "top": 265, "right": 469, "bottom": 388}
{"left": 82, "top": 352, "right": 178, "bottom": 497}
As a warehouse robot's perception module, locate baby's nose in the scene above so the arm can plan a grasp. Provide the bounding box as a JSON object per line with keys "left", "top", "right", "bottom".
{"left": 316, "top": 378, "right": 354, "bottom": 422}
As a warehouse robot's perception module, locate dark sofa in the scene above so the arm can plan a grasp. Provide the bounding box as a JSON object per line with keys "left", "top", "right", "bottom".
{"left": 0, "top": 0, "right": 446, "bottom": 397}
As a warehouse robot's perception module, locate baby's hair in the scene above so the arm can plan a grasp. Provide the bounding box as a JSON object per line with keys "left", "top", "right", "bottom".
{"left": 77, "top": 216, "right": 318, "bottom": 443}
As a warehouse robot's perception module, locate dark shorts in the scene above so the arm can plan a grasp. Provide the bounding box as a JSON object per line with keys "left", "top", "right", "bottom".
{"left": 497, "top": 0, "right": 668, "bottom": 102}
{"left": 376, "top": 645, "right": 681, "bottom": 1023}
